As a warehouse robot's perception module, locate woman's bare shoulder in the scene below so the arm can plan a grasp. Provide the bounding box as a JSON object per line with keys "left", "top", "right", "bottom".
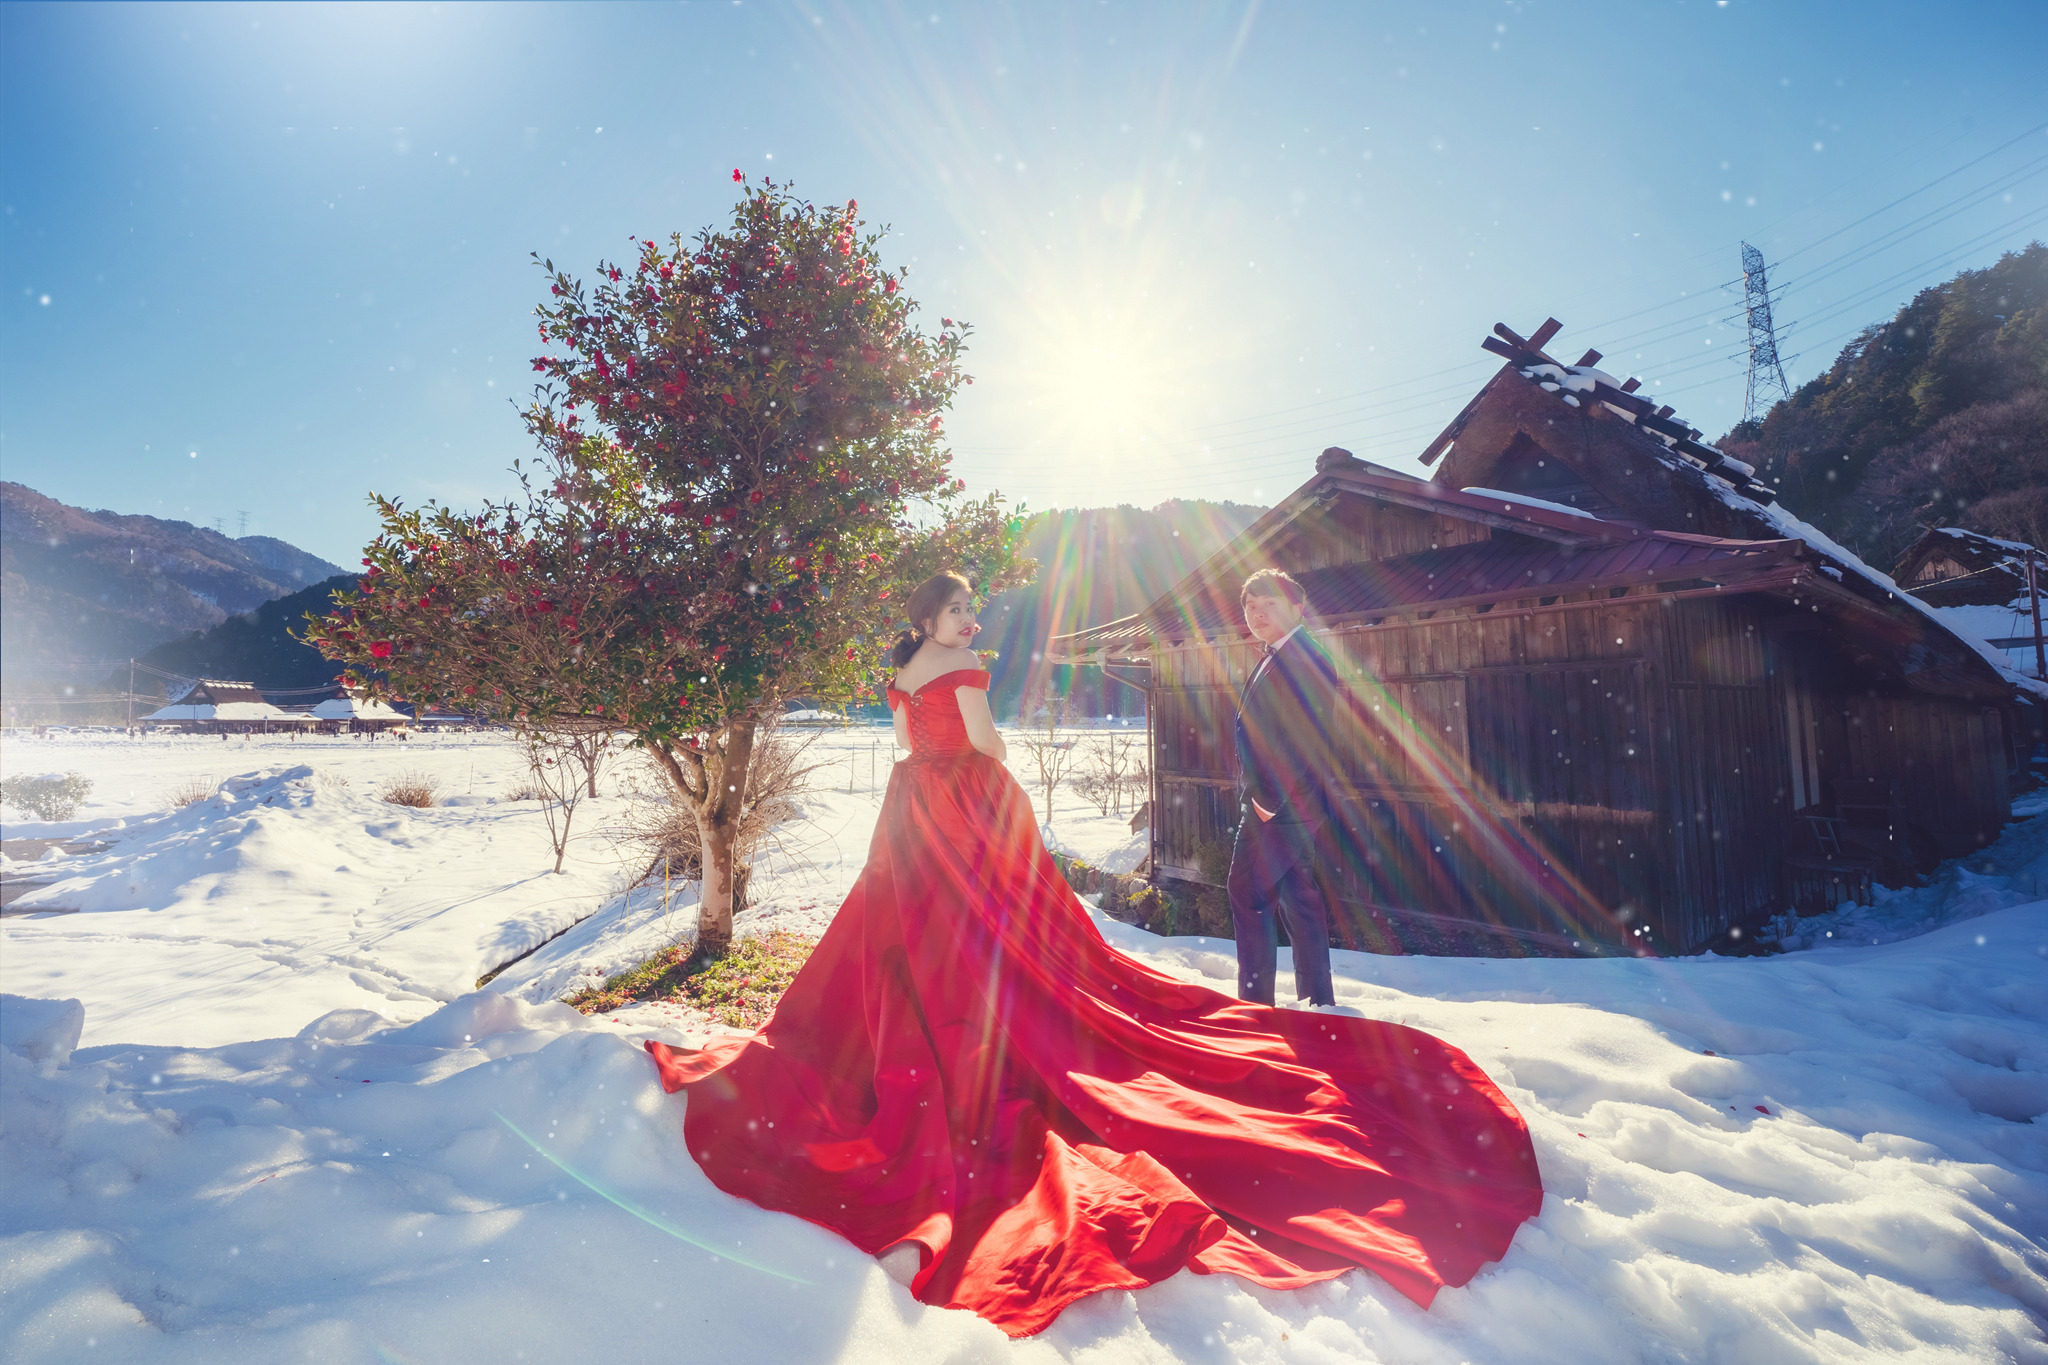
{"left": 893, "top": 643, "right": 983, "bottom": 693}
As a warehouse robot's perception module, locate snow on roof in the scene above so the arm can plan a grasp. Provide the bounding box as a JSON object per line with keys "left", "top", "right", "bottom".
{"left": 168, "top": 679, "right": 272, "bottom": 707}
{"left": 1459, "top": 487, "right": 1603, "bottom": 521}
{"left": 309, "top": 696, "right": 408, "bottom": 722}
{"left": 1711, "top": 478, "right": 2048, "bottom": 701}
{"left": 1480, "top": 321, "right": 2044, "bottom": 701}
{"left": 1935, "top": 526, "right": 2037, "bottom": 553}
{"left": 143, "top": 700, "right": 297, "bottom": 723}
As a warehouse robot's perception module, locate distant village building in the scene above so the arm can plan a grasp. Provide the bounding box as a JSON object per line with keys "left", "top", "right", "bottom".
{"left": 1051, "top": 319, "right": 2042, "bottom": 956}
{"left": 142, "top": 679, "right": 308, "bottom": 733}
{"left": 307, "top": 689, "right": 410, "bottom": 733}
{"left": 1893, "top": 526, "right": 2048, "bottom": 685}
{"left": 1894, "top": 526, "right": 2040, "bottom": 608}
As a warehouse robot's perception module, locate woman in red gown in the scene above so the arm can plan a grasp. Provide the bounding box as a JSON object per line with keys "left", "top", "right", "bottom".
{"left": 647, "top": 573, "right": 1542, "bottom": 1337}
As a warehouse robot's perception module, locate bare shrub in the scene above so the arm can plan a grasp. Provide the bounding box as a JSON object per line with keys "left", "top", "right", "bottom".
{"left": 622, "top": 713, "right": 819, "bottom": 914}
{"left": 503, "top": 780, "right": 544, "bottom": 802}
{"left": 1013, "top": 691, "right": 1078, "bottom": 827}
{"left": 380, "top": 770, "right": 442, "bottom": 808}
{"left": 1072, "top": 727, "right": 1144, "bottom": 817}
{"left": 162, "top": 777, "right": 216, "bottom": 811}
{"left": 520, "top": 731, "right": 587, "bottom": 874}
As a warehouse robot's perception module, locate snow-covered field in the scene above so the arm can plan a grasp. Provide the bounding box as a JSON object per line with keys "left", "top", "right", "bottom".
{"left": 3, "top": 728, "right": 2046, "bottom": 1362}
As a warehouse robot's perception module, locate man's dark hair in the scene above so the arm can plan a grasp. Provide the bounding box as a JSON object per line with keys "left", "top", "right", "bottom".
{"left": 1240, "top": 568, "right": 1307, "bottom": 609}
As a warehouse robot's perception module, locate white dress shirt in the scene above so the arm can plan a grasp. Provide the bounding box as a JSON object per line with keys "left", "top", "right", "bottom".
{"left": 1248, "top": 623, "right": 1303, "bottom": 692}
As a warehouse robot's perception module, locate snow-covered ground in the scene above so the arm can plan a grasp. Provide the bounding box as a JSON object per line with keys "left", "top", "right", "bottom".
{"left": 0, "top": 725, "right": 1147, "bottom": 1047}
{"left": 4, "top": 727, "right": 2046, "bottom": 1362}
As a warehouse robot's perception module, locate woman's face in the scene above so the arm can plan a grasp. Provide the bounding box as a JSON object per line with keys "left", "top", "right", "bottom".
{"left": 924, "top": 588, "right": 981, "bottom": 648}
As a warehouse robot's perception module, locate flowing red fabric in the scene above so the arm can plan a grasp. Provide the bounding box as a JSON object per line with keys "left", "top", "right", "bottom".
{"left": 647, "top": 669, "right": 1542, "bottom": 1336}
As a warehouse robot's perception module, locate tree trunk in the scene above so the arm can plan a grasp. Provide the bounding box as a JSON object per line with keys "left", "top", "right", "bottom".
{"left": 693, "top": 800, "right": 739, "bottom": 958}
{"left": 646, "top": 718, "right": 759, "bottom": 961}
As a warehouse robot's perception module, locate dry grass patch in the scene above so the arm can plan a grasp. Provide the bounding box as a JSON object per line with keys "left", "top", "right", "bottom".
{"left": 162, "top": 778, "right": 216, "bottom": 811}
{"left": 379, "top": 770, "right": 442, "bottom": 808}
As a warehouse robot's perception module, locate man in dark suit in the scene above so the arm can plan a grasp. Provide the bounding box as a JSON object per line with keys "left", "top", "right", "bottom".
{"left": 1229, "top": 569, "right": 1341, "bottom": 1007}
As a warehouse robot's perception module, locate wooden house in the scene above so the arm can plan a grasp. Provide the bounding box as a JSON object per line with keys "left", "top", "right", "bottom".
{"left": 1049, "top": 319, "right": 2039, "bottom": 956}
{"left": 142, "top": 679, "right": 305, "bottom": 733}
{"left": 1893, "top": 526, "right": 2040, "bottom": 609}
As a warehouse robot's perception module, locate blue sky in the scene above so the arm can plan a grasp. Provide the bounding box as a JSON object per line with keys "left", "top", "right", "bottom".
{"left": 3, "top": 0, "right": 2044, "bottom": 566}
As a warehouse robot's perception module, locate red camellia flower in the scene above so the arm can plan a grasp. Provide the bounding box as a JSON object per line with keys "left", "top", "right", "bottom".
{"left": 722, "top": 393, "right": 736, "bottom": 406}
{"left": 369, "top": 641, "right": 394, "bottom": 659}
{"left": 731, "top": 168, "right": 743, "bottom": 182}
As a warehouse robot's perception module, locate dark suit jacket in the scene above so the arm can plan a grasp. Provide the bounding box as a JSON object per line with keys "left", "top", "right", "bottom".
{"left": 1233, "top": 627, "right": 1346, "bottom": 838}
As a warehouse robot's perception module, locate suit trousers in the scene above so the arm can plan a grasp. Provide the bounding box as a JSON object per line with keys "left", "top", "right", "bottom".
{"left": 1225, "top": 811, "right": 1335, "bottom": 1007}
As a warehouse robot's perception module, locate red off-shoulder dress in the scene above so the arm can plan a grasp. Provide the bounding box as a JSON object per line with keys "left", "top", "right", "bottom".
{"left": 647, "top": 668, "right": 1541, "bottom": 1336}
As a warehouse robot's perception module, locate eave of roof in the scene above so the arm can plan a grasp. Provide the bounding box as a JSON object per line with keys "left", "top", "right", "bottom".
{"left": 1047, "top": 497, "right": 1805, "bottom": 662}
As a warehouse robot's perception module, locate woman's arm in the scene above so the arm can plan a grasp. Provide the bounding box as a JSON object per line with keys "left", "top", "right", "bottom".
{"left": 957, "top": 685, "right": 1006, "bottom": 762}
{"left": 892, "top": 694, "right": 911, "bottom": 752}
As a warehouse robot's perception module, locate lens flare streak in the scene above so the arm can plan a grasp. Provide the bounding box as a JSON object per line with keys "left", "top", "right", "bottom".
{"left": 493, "top": 1110, "right": 811, "bottom": 1284}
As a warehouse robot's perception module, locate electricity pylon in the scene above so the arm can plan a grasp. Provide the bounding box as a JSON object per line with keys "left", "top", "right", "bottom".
{"left": 1740, "top": 241, "right": 1793, "bottom": 423}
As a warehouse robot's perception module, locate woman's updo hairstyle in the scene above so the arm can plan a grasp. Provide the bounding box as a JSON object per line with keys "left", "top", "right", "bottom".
{"left": 889, "top": 570, "right": 972, "bottom": 669}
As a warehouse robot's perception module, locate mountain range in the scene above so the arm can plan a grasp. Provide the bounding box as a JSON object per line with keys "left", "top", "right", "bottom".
{"left": 0, "top": 482, "right": 350, "bottom": 683}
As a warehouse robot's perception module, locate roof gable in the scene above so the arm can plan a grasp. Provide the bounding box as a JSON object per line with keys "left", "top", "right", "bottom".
{"left": 1894, "top": 526, "right": 2040, "bottom": 607}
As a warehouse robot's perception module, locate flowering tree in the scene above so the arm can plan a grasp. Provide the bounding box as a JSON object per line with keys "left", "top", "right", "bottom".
{"left": 305, "top": 177, "right": 1031, "bottom": 955}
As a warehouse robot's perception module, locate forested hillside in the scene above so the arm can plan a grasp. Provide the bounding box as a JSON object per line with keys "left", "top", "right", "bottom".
{"left": 1721, "top": 243, "right": 2048, "bottom": 571}
{"left": 134, "top": 575, "right": 359, "bottom": 698}
{"left": 0, "top": 482, "right": 349, "bottom": 680}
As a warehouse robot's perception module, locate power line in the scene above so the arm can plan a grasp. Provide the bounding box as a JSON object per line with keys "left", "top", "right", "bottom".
{"left": 1774, "top": 118, "right": 2048, "bottom": 267}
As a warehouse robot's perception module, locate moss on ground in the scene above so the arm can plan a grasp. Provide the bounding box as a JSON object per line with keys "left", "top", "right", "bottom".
{"left": 564, "top": 930, "right": 817, "bottom": 1030}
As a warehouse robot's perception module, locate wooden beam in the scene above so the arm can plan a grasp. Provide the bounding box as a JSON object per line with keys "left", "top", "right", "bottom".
{"left": 1589, "top": 379, "right": 1654, "bottom": 417}
{"left": 1620, "top": 377, "right": 1642, "bottom": 393}
{"left": 1574, "top": 348, "right": 1603, "bottom": 367}
{"left": 1102, "top": 666, "right": 1153, "bottom": 695}
{"left": 1527, "top": 317, "right": 1564, "bottom": 350}
{"left": 1491, "top": 322, "right": 1567, "bottom": 369}
{"left": 1480, "top": 334, "right": 1527, "bottom": 364}
{"left": 1299, "top": 551, "right": 1810, "bottom": 631}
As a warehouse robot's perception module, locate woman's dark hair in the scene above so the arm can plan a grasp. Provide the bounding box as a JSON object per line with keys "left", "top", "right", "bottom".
{"left": 889, "top": 571, "right": 973, "bottom": 669}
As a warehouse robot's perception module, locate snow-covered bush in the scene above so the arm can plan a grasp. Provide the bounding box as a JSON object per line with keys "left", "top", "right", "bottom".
{"left": 0, "top": 771, "right": 92, "bottom": 822}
